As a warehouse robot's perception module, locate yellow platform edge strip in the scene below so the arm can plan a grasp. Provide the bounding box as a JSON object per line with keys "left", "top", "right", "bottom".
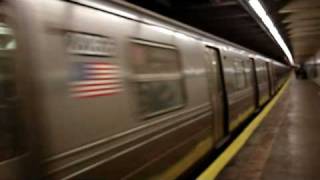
{"left": 197, "top": 77, "right": 291, "bottom": 180}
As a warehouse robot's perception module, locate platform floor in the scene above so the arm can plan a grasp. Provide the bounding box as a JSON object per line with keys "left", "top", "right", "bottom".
{"left": 217, "top": 79, "right": 320, "bottom": 180}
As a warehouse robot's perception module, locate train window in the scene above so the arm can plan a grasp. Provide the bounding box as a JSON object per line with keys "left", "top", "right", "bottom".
{"left": 0, "top": 20, "right": 26, "bottom": 161}
{"left": 130, "top": 41, "right": 185, "bottom": 118}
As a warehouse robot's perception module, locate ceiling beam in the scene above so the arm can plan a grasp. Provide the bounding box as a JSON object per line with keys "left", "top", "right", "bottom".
{"left": 295, "top": 55, "right": 313, "bottom": 59}
{"left": 282, "top": 9, "right": 320, "bottom": 23}
{"left": 286, "top": 20, "right": 320, "bottom": 30}
{"left": 294, "top": 49, "right": 319, "bottom": 55}
{"left": 291, "top": 40, "right": 320, "bottom": 46}
{"left": 288, "top": 27, "right": 320, "bottom": 35}
{"left": 287, "top": 26, "right": 320, "bottom": 33}
{"left": 290, "top": 35, "right": 320, "bottom": 42}
{"left": 294, "top": 57, "right": 314, "bottom": 62}
{"left": 291, "top": 41, "right": 320, "bottom": 48}
{"left": 292, "top": 46, "right": 320, "bottom": 51}
{"left": 289, "top": 31, "right": 320, "bottom": 38}
{"left": 279, "top": 0, "right": 320, "bottom": 13}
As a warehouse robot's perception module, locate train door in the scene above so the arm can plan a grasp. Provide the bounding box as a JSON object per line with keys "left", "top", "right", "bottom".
{"left": 0, "top": 3, "right": 30, "bottom": 179}
{"left": 204, "top": 46, "right": 225, "bottom": 143}
{"left": 250, "top": 58, "right": 259, "bottom": 108}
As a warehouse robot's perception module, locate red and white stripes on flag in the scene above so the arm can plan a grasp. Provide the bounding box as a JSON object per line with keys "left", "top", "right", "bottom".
{"left": 69, "top": 62, "right": 122, "bottom": 98}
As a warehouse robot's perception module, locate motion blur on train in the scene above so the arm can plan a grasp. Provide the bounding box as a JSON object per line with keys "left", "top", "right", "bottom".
{"left": 0, "top": 0, "right": 290, "bottom": 179}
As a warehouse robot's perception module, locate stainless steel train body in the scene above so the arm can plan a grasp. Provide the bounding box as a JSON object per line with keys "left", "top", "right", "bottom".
{"left": 0, "top": 0, "right": 290, "bottom": 179}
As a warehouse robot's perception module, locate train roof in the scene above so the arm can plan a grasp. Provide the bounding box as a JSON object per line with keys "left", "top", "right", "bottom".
{"left": 70, "top": 0, "right": 287, "bottom": 65}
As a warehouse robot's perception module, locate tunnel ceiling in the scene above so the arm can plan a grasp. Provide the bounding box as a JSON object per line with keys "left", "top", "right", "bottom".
{"left": 124, "top": 0, "right": 291, "bottom": 64}
{"left": 279, "top": 0, "right": 320, "bottom": 64}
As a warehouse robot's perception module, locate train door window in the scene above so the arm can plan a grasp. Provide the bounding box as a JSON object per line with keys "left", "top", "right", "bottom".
{"left": 257, "top": 62, "right": 267, "bottom": 82}
{"left": 222, "top": 59, "right": 237, "bottom": 93}
{"left": 244, "top": 60, "right": 253, "bottom": 87}
{"left": 256, "top": 62, "right": 262, "bottom": 82}
{"left": 204, "top": 47, "right": 219, "bottom": 94}
{"left": 233, "top": 60, "right": 246, "bottom": 90}
{"left": 130, "top": 40, "right": 185, "bottom": 119}
{"left": 0, "top": 16, "right": 25, "bottom": 161}
{"left": 205, "top": 46, "right": 223, "bottom": 109}
{"left": 261, "top": 63, "right": 268, "bottom": 82}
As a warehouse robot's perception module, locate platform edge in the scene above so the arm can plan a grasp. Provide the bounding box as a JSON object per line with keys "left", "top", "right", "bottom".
{"left": 197, "top": 76, "right": 291, "bottom": 180}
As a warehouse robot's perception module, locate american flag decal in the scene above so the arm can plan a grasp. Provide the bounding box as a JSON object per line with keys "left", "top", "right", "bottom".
{"left": 69, "top": 62, "right": 122, "bottom": 98}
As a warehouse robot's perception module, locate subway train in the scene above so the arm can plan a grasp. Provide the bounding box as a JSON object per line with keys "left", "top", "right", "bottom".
{"left": 304, "top": 59, "right": 320, "bottom": 86}
{"left": 0, "top": 0, "right": 290, "bottom": 179}
{"left": 305, "top": 60, "right": 319, "bottom": 79}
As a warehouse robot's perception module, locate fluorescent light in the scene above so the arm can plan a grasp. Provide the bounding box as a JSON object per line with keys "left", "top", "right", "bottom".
{"left": 248, "top": 0, "right": 294, "bottom": 65}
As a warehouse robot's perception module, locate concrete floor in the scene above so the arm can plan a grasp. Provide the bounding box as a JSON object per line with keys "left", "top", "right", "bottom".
{"left": 217, "top": 79, "right": 320, "bottom": 180}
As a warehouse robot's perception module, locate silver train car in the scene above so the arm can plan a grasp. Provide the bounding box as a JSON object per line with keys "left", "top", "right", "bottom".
{"left": 304, "top": 58, "right": 320, "bottom": 85}
{"left": 0, "top": 0, "right": 290, "bottom": 179}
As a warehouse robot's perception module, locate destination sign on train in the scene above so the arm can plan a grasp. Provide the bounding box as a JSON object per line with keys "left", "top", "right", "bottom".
{"left": 65, "top": 32, "right": 116, "bottom": 57}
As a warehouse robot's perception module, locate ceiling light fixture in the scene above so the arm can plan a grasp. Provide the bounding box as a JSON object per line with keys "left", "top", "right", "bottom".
{"left": 248, "top": 0, "right": 294, "bottom": 65}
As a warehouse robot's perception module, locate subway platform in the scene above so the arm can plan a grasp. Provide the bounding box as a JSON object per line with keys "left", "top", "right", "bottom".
{"left": 216, "top": 78, "right": 320, "bottom": 180}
